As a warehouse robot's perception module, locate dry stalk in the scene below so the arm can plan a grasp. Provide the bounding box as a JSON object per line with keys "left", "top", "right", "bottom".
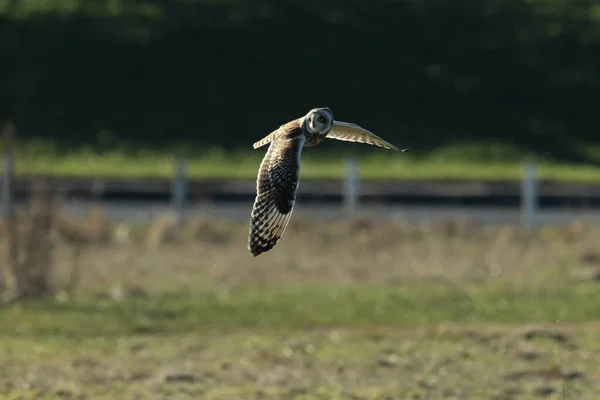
{"left": 146, "top": 214, "right": 180, "bottom": 247}
{"left": 4, "top": 182, "right": 56, "bottom": 299}
{"left": 53, "top": 200, "right": 112, "bottom": 295}
{"left": 1, "top": 179, "right": 112, "bottom": 301}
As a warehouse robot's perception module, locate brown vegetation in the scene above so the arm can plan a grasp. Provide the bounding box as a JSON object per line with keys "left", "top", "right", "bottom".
{"left": 1, "top": 201, "right": 598, "bottom": 301}
{"left": 0, "top": 182, "right": 113, "bottom": 301}
{"left": 1, "top": 191, "right": 598, "bottom": 398}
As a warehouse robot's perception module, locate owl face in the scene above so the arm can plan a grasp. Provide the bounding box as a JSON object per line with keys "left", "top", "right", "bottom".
{"left": 304, "top": 107, "right": 334, "bottom": 135}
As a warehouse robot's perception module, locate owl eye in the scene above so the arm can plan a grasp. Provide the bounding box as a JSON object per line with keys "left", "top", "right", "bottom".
{"left": 317, "top": 116, "right": 325, "bottom": 123}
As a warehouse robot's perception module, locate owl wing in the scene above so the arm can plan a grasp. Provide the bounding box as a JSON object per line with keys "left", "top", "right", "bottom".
{"left": 253, "top": 119, "right": 304, "bottom": 149}
{"left": 252, "top": 127, "right": 280, "bottom": 149}
{"left": 327, "top": 121, "right": 400, "bottom": 151}
{"left": 248, "top": 136, "right": 304, "bottom": 256}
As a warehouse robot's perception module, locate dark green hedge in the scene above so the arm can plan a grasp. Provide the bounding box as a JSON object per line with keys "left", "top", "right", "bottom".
{"left": 1, "top": 0, "right": 598, "bottom": 162}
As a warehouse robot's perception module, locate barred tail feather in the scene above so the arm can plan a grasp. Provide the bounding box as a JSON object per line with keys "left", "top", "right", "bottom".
{"left": 248, "top": 193, "right": 294, "bottom": 256}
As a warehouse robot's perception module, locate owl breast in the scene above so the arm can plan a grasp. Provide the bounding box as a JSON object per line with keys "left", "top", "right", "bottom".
{"left": 303, "top": 132, "right": 327, "bottom": 147}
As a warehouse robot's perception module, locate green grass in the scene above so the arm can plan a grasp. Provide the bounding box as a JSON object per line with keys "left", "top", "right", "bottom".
{"left": 2, "top": 282, "right": 600, "bottom": 399}
{"left": 3, "top": 282, "right": 600, "bottom": 337}
{"left": 3, "top": 323, "right": 595, "bottom": 399}
{"left": 9, "top": 142, "right": 600, "bottom": 182}
{"left": 2, "top": 219, "right": 600, "bottom": 398}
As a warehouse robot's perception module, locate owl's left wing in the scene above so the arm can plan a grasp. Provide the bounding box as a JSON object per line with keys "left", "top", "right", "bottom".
{"left": 248, "top": 136, "right": 304, "bottom": 256}
{"left": 327, "top": 121, "right": 400, "bottom": 151}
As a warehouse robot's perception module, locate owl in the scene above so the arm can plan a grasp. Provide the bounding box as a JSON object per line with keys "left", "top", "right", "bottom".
{"left": 248, "top": 107, "right": 400, "bottom": 256}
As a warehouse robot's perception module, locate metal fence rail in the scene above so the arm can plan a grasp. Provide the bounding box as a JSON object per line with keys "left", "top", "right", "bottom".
{"left": 1, "top": 123, "right": 596, "bottom": 229}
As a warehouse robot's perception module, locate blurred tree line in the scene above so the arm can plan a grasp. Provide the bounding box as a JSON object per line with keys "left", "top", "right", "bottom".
{"left": 0, "top": 0, "right": 599, "bottom": 162}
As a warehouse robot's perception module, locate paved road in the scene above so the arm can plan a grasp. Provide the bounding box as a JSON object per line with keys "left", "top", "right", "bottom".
{"left": 11, "top": 177, "right": 600, "bottom": 208}
{"left": 53, "top": 200, "right": 600, "bottom": 226}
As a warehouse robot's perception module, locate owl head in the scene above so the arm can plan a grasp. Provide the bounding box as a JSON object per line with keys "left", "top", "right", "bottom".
{"left": 304, "top": 107, "right": 334, "bottom": 135}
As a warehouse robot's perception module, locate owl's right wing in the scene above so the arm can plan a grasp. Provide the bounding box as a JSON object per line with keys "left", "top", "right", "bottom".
{"left": 328, "top": 121, "right": 400, "bottom": 151}
{"left": 248, "top": 136, "right": 304, "bottom": 256}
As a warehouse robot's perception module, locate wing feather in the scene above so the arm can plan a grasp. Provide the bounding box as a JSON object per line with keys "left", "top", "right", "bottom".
{"left": 328, "top": 121, "right": 400, "bottom": 151}
{"left": 248, "top": 136, "right": 304, "bottom": 256}
{"left": 253, "top": 119, "right": 304, "bottom": 149}
{"left": 253, "top": 128, "right": 279, "bottom": 149}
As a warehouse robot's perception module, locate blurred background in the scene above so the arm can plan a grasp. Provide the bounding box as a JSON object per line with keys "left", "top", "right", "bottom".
{"left": 2, "top": 1, "right": 600, "bottom": 399}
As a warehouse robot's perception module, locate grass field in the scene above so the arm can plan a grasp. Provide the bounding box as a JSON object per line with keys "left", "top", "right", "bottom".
{"left": 8, "top": 142, "right": 600, "bottom": 182}
{"left": 2, "top": 215, "right": 600, "bottom": 399}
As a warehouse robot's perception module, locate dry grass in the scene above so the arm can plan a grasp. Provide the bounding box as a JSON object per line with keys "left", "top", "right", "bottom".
{"left": 33, "top": 216, "right": 600, "bottom": 294}
{"left": 2, "top": 213, "right": 600, "bottom": 399}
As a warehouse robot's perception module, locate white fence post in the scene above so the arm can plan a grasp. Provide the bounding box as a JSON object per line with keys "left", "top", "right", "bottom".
{"left": 172, "top": 155, "right": 187, "bottom": 226}
{"left": 1, "top": 151, "right": 13, "bottom": 221}
{"left": 521, "top": 161, "right": 537, "bottom": 228}
{"left": 344, "top": 157, "right": 359, "bottom": 214}
{"left": 1, "top": 122, "right": 14, "bottom": 222}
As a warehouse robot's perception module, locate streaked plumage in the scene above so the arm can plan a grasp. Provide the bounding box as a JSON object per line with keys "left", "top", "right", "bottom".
{"left": 248, "top": 107, "right": 400, "bottom": 256}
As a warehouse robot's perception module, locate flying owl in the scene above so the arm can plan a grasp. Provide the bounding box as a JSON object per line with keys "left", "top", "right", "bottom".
{"left": 248, "top": 107, "right": 400, "bottom": 256}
